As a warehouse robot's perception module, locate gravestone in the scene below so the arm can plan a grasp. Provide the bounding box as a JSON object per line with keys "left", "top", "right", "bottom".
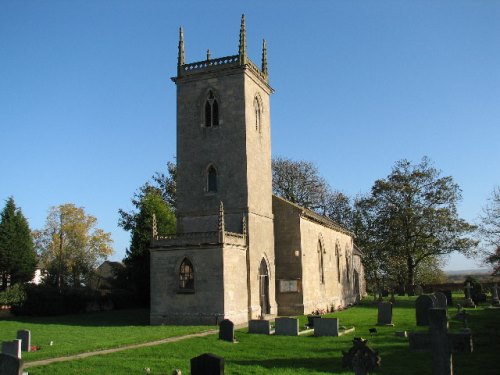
{"left": 377, "top": 302, "right": 394, "bottom": 326}
{"left": 414, "top": 285, "right": 423, "bottom": 296}
{"left": 409, "top": 308, "right": 473, "bottom": 375}
{"left": 440, "top": 290, "right": 453, "bottom": 306}
{"left": 407, "top": 285, "right": 415, "bottom": 296}
{"left": 191, "top": 353, "right": 224, "bottom": 375}
{"left": 314, "top": 318, "right": 339, "bottom": 337}
{"left": 463, "top": 282, "right": 476, "bottom": 308}
{"left": 248, "top": 320, "right": 271, "bottom": 335}
{"left": 434, "top": 292, "right": 448, "bottom": 310}
{"left": 0, "top": 353, "right": 23, "bottom": 375}
{"left": 415, "top": 295, "right": 436, "bottom": 326}
{"left": 491, "top": 284, "right": 499, "bottom": 306}
{"left": 16, "top": 330, "right": 31, "bottom": 352}
{"left": 1, "top": 340, "right": 21, "bottom": 359}
{"left": 306, "top": 315, "right": 321, "bottom": 328}
{"left": 275, "top": 317, "right": 299, "bottom": 336}
{"left": 218, "top": 319, "right": 235, "bottom": 342}
{"left": 342, "top": 337, "right": 381, "bottom": 375}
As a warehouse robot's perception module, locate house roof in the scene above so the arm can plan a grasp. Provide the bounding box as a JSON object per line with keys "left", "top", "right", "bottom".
{"left": 272, "top": 195, "right": 354, "bottom": 237}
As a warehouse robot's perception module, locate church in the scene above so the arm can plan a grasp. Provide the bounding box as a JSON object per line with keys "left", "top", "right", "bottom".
{"left": 150, "top": 16, "right": 366, "bottom": 325}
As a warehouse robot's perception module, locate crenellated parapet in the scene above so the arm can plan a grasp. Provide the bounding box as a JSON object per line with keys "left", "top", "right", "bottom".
{"left": 174, "top": 15, "right": 269, "bottom": 85}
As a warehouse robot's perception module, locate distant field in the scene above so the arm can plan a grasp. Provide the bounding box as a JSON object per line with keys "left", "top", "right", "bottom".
{"left": 13, "top": 295, "right": 499, "bottom": 375}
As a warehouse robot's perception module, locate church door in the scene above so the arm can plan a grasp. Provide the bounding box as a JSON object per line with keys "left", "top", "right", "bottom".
{"left": 259, "top": 258, "right": 270, "bottom": 315}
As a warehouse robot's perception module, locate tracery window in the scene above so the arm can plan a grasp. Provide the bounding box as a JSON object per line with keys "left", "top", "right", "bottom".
{"left": 254, "top": 96, "right": 261, "bottom": 132}
{"left": 207, "top": 165, "right": 217, "bottom": 192}
{"left": 179, "top": 258, "right": 194, "bottom": 290}
{"left": 318, "top": 240, "right": 325, "bottom": 284}
{"left": 204, "top": 90, "right": 219, "bottom": 127}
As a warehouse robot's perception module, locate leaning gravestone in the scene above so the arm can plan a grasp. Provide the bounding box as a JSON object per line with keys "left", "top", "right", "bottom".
{"left": 0, "top": 353, "right": 23, "bottom": 375}
{"left": 415, "top": 295, "right": 436, "bottom": 326}
{"left": 314, "top": 318, "right": 339, "bottom": 337}
{"left": 377, "top": 302, "right": 394, "bottom": 326}
{"left": 248, "top": 320, "right": 271, "bottom": 335}
{"left": 16, "top": 330, "right": 31, "bottom": 352}
{"left": 218, "top": 319, "right": 235, "bottom": 342}
{"left": 275, "top": 317, "right": 299, "bottom": 336}
{"left": 434, "top": 292, "right": 448, "bottom": 310}
{"left": 409, "top": 308, "right": 473, "bottom": 375}
{"left": 1, "top": 340, "right": 21, "bottom": 359}
{"left": 191, "top": 353, "right": 224, "bottom": 375}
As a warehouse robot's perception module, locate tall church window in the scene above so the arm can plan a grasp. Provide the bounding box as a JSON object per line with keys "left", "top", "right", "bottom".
{"left": 345, "top": 245, "right": 351, "bottom": 283}
{"left": 204, "top": 90, "right": 219, "bottom": 127}
{"left": 335, "top": 244, "right": 341, "bottom": 283}
{"left": 318, "top": 240, "right": 325, "bottom": 284}
{"left": 207, "top": 165, "right": 217, "bottom": 192}
{"left": 179, "top": 258, "right": 194, "bottom": 290}
{"left": 254, "top": 96, "right": 261, "bottom": 132}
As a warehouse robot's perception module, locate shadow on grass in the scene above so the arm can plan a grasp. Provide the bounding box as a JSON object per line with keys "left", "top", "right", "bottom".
{"left": 4, "top": 308, "right": 151, "bottom": 327}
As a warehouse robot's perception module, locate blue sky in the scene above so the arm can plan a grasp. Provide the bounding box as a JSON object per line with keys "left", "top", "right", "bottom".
{"left": 1, "top": 1, "right": 498, "bottom": 270}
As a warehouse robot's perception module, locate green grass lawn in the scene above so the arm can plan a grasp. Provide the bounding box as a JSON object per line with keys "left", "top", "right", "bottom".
{"left": 4, "top": 295, "right": 499, "bottom": 374}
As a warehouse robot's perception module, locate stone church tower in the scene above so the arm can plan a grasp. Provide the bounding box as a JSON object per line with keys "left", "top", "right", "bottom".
{"left": 150, "top": 16, "right": 277, "bottom": 325}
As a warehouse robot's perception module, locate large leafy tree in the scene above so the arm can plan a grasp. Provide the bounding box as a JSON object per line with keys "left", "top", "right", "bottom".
{"left": 357, "top": 157, "right": 477, "bottom": 287}
{"left": 118, "top": 166, "right": 176, "bottom": 306}
{"left": 0, "top": 197, "right": 37, "bottom": 290}
{"left": 478, "top": 186, "right": 500, "bottom": 275}
{"left": 34, "top": 204, "right": 113, "bottom": 289}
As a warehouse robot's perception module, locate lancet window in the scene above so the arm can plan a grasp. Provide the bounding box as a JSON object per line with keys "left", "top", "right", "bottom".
{"left": 207, "top": 165, "right": 217, "bottom": 193}
{"left": 318, "top": 240, "right": 325, "bottom": 284}
{"left": 179, "top": 258, "right": 194, "bottom": 290}
{"left": 204, "top": 90, "right": 219, "bottom": 127}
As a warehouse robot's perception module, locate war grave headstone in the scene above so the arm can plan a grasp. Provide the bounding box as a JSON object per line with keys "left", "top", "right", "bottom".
{"left": 0, "top": 353, "right": 23, "bottom": 375}
{"left": 1, "top": 340, "right": 21, "bottom": 359}
{"left": 275, "top": 317, "right": 299, "bottom": 336}
{"left": 434, "top": 292, "right": 448, "bottom": 310}
{"left": 314, "top": 318, "right": 339, "bottom": 337}
{"left": 248, "top": 320, "right": 271, "bottom": 335}
{"left": 16, "top": 330, "right": 31, "bottom": 352}
{"left": 377, "top": 302, "right": 394, "bottom": 326}
{"left": 342, "top": 337, "right": 381, "bottom": 375}
{"left": 463, "top": 282, "right": 476, "bottom": 308}
{"left": 191, "top": 353, "right": 224, "bottom": 375}
{"left": 409, "top": 308, "right": 472, "bottom": 375}
{"left": 415, "top": 294, "right": 436, "bottom": 326}
{"left": 219, "top": 319, "right": 235, "bottom": 342}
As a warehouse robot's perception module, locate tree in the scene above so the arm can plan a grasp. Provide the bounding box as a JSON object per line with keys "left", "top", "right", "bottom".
{"left": 0, "top": 197, "right": 37, "bottom": 290}
{"left": 478, "top": 186, "right": 500, "bottom": 274}
{"left": 118, "top": 163, "right": 177, "bottom": 306}
{"left": 34, "top": 204, "right": 113, "bottom": 289}
{"left": 272, "top": 156, "right": 353, "bottom": 229}
{"left": 358, "top": 157, "right": 477, "bottom": 287}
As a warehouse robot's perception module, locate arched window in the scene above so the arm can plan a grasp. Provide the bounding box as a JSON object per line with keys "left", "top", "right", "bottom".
{"left": 254, "top": 96, "right": 261, "bottom": 132}
{"left": 207, "top": 165, "right": 217, "bottom": 192}
{"left": 335, "top": 243, "right": 341, "bottom": 283}
{"left": 345, "top": 245, "right": 351, "bottom": 283}
{"left": 179, "top": 258, "right": 194, "bottom": 290}
{"left": 204, "top": 90, "right": 219, "bottom": 127}
{"left": 318, "top": 240, "right": 325, "bottom": 284}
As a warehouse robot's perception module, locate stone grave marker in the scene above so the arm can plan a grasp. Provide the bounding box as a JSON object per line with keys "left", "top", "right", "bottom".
{"left": 377, "top": 302, "right": 394, "bottom": 326}
{"left": 306, "top": 315, "right": 321, "bottom": 328}
{"left": 407, "top": 284, "right": 415, "bottom": 296}
{"left": 409, "top": 308, "right": 472, "bottom": 375}
{"left": 414, "top": 285, "right": 423, "bottom": 296}
{"left": 314, "top": 318, "right": 339, "bottom": 337}
{"left": 415, "top": 295, "right": 436, "bottom": 326}
{"left": 275, "top": 317, "right": 299, "bottom": 336}
{"left": 463, "top": 282, "right": 476, "bottom": 308}
{"left": 342, "top": 337, "right": 381, "bottom": 375}
{"left": 0, "top": 353, "right": 23, "bottom": 375}
{"left": 248, "top": 320, "right": 271, "bottom": 335}
{"left": 440, "top": 290, "right": 453, "bottom": 306}
{"left": 218, "top": 319, "right": 235, "bottom": 342}
{"left": 191, "top": 353, "right": 224, "bottom": 375}
{"left": 16, "top": 330, "right": 31, "bottom": 352}
{"left": 434, "top": 292, "right": 448, "bottom": 310}
{"left": 491, "top": 284, "right": 499, "bottom": 306}
{"left": 1, "top": 340, "right": 21, "bottom": 359}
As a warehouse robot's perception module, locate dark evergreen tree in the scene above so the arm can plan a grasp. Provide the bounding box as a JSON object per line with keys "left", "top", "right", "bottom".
{"left": 0, "top": 197, "right": 37, "bottom": 290}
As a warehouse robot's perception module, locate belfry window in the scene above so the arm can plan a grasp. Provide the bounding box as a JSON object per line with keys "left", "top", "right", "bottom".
{"left": 254, "top": 97, "right": 261, "bottom": 132}
{"left": 207, "top": 165, "right": 217, "bottom": 192}
{"left": 179, "top": 258, "right": 194, "bottom": 290}
{"left": 204, "top": 90, "right": 219, "bottom": 127}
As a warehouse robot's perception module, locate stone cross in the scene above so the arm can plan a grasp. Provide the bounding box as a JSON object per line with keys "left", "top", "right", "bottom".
{"left": 342, "top": 337, "right": 381, "bottom": 375}
{"left": 463, "top": 283, "right": 476, "bottom": 308}
{"left": 491, "top": 284, "right": 499, "bottom": 306}
{"left": 409, "top": 308, "right": 473, "bottom": 375}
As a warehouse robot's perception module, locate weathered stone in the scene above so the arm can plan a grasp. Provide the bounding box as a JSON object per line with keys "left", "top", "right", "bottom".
{"left": 191, "top": 353, "right": 224, "bottom": 375}
{"left": 342, "top": 337, "right": 381, "bottom": 375}
{"left": 16, "top": 331, "right": 31, "bottom": 352}
{"left": 434, "top": 292, "right": 448, "bottom": 309}
{"left": 414, "top": 285, "right": 423, "bottom": 296}
{"left": 0, "top": 353, "right": 23, "bottom": 375}
{"left": 275, "top": 317, "right": 299, "bottom": 336}
{"left": 248, "top": 319, "right": 271, "bottom": 334}
{"left": 218, "top": 319, "right": 235, "bottom": 342}
{"left": 314, "top": 318, "right": 339, "bottom": 337}
{"left": 415, "top": 295, "right": 436, "bottom": 326}
{"left": 377, "top": 302, "right": 393, "bottom": 326}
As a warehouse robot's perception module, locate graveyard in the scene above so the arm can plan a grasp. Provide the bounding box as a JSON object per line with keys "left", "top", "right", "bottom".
{"left": 1, "top": 293, "right": 499, "bottom": 374}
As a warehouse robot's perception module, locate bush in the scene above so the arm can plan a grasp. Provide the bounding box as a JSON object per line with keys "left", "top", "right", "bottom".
{"left": 0, "top": 284, "right": 26, "bottom": 306}
{"left": 11, "top": 285, "right": 93, "bottom": 316}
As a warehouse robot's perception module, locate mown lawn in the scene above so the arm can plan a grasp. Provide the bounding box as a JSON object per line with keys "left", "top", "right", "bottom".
{"left": 5, "top": 295, "right": 500, "bottom": 374}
